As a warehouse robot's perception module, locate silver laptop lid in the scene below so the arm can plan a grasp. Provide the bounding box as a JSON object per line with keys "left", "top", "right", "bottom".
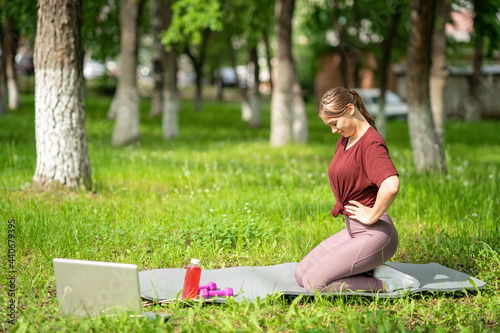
{"left": 53, "top": 258, "right": 142, "bottom": 317}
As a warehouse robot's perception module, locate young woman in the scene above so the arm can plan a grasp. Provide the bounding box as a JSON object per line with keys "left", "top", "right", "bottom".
{"left": 295, "top": 87, "right": 419, "bottom": 292}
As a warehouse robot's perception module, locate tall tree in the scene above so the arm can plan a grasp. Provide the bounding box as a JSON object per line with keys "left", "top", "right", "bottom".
{"left": 163, "top": 0, "right": 223, "bottom": 112}
{"left": 228, "top": 38, "right": 252, "bottom": 122}
{"left": 465, "top": 0, "right": 500, "bottom": 121}
{"left": 298, "top": 0, "right": 410, "bottom": 103}
{"left": 375, "top": 3, "right": 403, "bottom": 140}
{"left": 270, "top": 0, "right": 308, "bottom": 146}
{"left": 248, "top": 46, "right": 262, "bottom": 127}
{"left": 407, "top": 0, "right": 446, "bottom": 173}
{"left": 0, "top": 0, "right": 37, "bottom": 116}
{"left": 1, "top": 0, "right": 22, "bottom": 110}
{"left": 149, "top": 0, "right": 164, "bottom": 118}
{"left": 262, "top": 28, "right": 273, "bottom": 94}
{"left": 219, "top": 0, "right": 273, "bottom": 126}
{"left": 161, "top": 0, "right": 179, "bottom": 140}
{"left": 109, "top": 0, "right": 144, "bottom": 146}
{"left": 33, "top": 0, "right": 91, "bottom": 189}
{"left": 237, "top": 0, "right": 273, "bottom": 127}
{"left": 184, "top": 28, "right": 210, "bottom": 112}
{"left": 0, "top": 85, "right": 6, "bottom": 115}
{"left": 82, "top": 0, "right": 120, "bottom": 62}
{"left": 430, "top": 0, "right": 450, "bottom": 145}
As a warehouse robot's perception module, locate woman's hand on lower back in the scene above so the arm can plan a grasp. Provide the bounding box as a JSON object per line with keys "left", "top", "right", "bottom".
{"left": 345, "top": 201, "right": 377, "bottom": 225}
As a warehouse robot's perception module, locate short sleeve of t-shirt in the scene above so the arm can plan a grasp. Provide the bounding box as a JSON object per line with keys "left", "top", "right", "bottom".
{"left": 364, "top": 141, "right": 398, "bottom": 187}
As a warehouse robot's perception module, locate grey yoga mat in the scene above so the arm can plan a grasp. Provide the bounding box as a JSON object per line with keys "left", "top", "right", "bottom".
{"left": 139, "top": 262, "right": 486, "bottom": 302}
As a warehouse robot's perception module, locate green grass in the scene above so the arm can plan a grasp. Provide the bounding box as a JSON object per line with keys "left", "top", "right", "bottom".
{"left": 1, "top": 92, "right": 499, "bottom": 332}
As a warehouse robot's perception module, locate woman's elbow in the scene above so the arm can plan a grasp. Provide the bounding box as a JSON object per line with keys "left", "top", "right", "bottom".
{"left": 385, "top": 175, "right": 400, "bottom": 196}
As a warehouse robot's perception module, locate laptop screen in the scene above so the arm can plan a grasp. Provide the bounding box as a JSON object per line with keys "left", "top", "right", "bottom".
{"left": 53, "top": 258, "right": 142, "bottom": 317}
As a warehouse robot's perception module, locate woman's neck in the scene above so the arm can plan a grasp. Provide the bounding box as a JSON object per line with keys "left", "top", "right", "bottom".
{"left": 349, "top": 120, "right": 371, "bottom": 143}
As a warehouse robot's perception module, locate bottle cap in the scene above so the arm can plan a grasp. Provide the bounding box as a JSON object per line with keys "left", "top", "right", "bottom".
{"left": 191, "top": 258, "right": 200, "bottom": 265}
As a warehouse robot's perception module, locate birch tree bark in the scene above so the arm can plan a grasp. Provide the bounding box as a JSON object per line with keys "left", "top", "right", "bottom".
{"left": 271, "top": 0, "right": 307, "bottom": 146}
{"left": 161, "top": 0, "right": 180, "bottom": 140}
{"left": 33, "top": 0, "right": 92, "bottom": 190}
{"left": 407, "top": 0, "right": 446, "bottom": 174}
{"left": 110, "top": 0, "right": 144, "bottom": 146}
{"left": 430, "top": 0, "right": 450, "bottom": 145}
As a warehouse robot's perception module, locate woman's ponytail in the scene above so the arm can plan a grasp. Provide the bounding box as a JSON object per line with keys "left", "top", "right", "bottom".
{"left": 350, "top": 89, "right": 377, "bottom": 131}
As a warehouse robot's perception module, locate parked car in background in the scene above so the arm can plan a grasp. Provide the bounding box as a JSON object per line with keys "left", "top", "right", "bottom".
{"left": 217, "top": 66, "right": 248, "bottom": 88}
{"left": 83, "top": 60, "right": 106, "bottom": 79}
{"left": 355, "top": 88, "right": 408, "bottom": 120}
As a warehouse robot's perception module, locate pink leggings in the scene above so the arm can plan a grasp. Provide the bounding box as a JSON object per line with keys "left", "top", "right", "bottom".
{"left": 295, "top": 213, "right": 398, "bottom": 292}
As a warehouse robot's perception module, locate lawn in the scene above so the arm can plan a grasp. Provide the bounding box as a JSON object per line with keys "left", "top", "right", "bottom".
{"left": 1, "top": 92, "right": 499, "bottom": 332}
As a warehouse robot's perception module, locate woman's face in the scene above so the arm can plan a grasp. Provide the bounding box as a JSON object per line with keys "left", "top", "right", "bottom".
{"left": 320, "top": 104, "right": 356, "bottom": 137}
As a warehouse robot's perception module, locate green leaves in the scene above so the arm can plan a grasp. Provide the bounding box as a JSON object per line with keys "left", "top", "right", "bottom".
{"left": 472, "top": 0, "right": 500, "bottom": 57}
{"left": 162, "top": 0, "right": 223, "bottom": 46}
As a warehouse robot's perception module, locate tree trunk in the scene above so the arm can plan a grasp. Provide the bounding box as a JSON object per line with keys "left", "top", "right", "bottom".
{"left": 465, "top": 40, "right": 483, "bottom": 121}
{"left": 292, "top": 78, "right": 308, "bottom": 143}
{"left": 376, "top": 4, "right": 402, "bottom": 140}
{"left": 248, "top": 46, "right": 262, "bottom": 128}
{"left": 263, "top": 29, "right": 273, "bottom": 94}
{"left": 185, "top": 28, "right": 210, "bottom": 112}
{"left": 353, "top": 53, "right": 361, "bottom": 88}
{"left": 33, "top": 0, "right": 91, "bottom": 190}
{"left": 215, "top": 54, "right": 223, "bottom": 100}
{"left": 194, "top": 63, "right": 203, "bottom": 111}
{"left": 270, "top": 0, "right": 297, "bottom": 146}
{"left": 407, "top": 0, "right": 446, "bottom": 174}
{"left": 0, "top": 52, "right": 6, "bottom": 112}
{"left": 1, "top": 10, "right": 21, "bottom": 110}
{"left": 430, "top": 0, "right": 450, "bottom": 145}
{"left": 149, "top": 0, "right": 164, "bottom": 118}
{"left": 161, "top": 0, "right": 179, "bottom": 140}
{"left": 0, "top": 37, "right": 6, "bottom": 115}
{"left": 229, "top": 41, "right": 251, "bottom": 122}
{"left": 0, "top": 86, "right": 6, "bottom": 115}
{"left": 111, "top": 0, "right": 143, "bottom": 146}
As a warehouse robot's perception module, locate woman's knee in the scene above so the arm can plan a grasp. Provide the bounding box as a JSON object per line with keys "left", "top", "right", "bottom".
{"left": 301, "top": 271, "right": 325, "bottom": 292}
{"left": 296, "top": 264, "right": 322, "bottom": 291}
{"left": 294, "top": 263, "right": 305, "bottom": 287}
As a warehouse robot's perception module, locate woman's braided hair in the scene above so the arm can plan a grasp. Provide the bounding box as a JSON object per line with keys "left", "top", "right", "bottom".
{"left": 318, "top": 87, "right": 377, "bottom": 130}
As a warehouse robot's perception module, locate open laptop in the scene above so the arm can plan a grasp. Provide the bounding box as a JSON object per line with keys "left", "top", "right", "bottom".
{"left": 53, "top": 258, "right": 169, "bottom": 320}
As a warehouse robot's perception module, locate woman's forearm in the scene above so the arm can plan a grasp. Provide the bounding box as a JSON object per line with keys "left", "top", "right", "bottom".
{"left": 369, "top": 175, "right": 400, "bottom": 224}
{"left": 345, "top": 175, "right": 400, "bottom": 225}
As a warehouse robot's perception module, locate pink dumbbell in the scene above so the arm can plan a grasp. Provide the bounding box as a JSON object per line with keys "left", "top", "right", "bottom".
{"left": 198, "top": 282, "right": 217, "bottom": 292}
{"left": 199, "top": 287, "right": 233, "bottom": 299}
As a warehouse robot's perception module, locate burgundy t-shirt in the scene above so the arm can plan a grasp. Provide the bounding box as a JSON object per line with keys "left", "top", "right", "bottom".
{"left": 328, "top": 126, "right": 398, "bottom": 217}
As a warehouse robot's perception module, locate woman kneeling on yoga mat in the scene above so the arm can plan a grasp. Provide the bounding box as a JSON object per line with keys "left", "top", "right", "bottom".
{"left": 295, "top": 87, "right": 418, "bottom": 293}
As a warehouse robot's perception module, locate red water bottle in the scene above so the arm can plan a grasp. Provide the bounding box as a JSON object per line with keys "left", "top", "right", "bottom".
{"left": 181, "top": 258, "right": 202, "bottom": 299}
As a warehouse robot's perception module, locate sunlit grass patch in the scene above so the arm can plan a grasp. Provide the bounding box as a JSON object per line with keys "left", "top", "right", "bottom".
{"left": 1, "top": 93, "right": 499, "bottom": 331}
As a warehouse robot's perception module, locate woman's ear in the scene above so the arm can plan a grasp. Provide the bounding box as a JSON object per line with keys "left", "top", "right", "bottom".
{"left": 348, "top": 104, "right": 355, "bottom": 116}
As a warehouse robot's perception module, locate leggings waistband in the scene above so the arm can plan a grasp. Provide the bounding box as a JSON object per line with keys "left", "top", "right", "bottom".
{"left": 345, "top": 212, "right": 396, "bottom": 237}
